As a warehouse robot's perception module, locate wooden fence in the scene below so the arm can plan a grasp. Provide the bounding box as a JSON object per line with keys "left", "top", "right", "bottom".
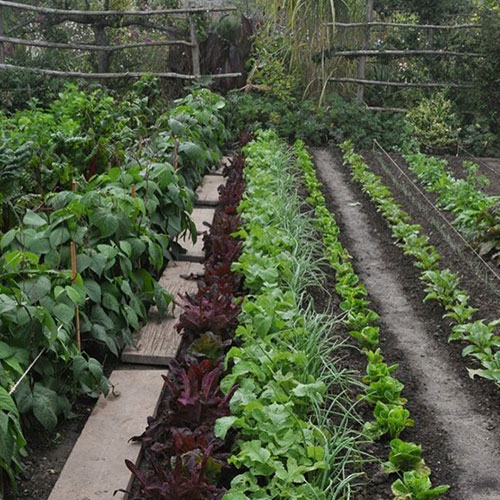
{"left": 327, "top": 0, "right": 482, "bottom": 110}
{"left": 0, "top": 0, "right": 242, "bottom": 80}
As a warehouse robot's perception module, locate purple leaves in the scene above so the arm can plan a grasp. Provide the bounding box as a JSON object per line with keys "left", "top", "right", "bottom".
{"left": 126, "top": 147, "right": 247, "bottom": 500}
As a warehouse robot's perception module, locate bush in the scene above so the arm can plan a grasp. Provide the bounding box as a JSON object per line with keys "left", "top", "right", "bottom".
{"left": 406, "top": 92, "right": 460, "bottom": 154}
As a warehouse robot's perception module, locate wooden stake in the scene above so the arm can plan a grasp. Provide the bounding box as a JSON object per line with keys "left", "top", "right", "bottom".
{"left": 70, "top": 241, "right": 81, "bottom": 351}
{"left": 70, "top": 180, "right": 81, "bottom": 351}
{"left": 131, "top": 183, "right": 136, "bottom": 198}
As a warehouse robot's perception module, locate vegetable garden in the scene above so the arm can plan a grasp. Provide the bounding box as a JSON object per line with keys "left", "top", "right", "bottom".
{"left": 0, "top": 1, "right": 499, "bottom": 500}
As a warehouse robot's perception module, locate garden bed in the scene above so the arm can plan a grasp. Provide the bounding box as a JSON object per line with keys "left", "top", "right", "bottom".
{"left": 311, "top": 147, "right": 500, "bottom": 499}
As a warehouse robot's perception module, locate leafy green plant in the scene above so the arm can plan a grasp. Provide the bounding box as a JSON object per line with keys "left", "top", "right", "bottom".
{"left": 296, "top": 140, "right": 448, "bottom": 498}
{"left": 392, "top": 471, "right": 450, "bottom": 500}
{"left": 383, "top": 439, "right": 430, "bottom": 476}
{"left": 406, "top": 92, "right": 460, "bottom": 154}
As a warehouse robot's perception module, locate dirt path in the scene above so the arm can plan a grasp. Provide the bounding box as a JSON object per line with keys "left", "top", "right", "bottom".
{"left": 312, "top": 148, "right": 500, "bottom": 500}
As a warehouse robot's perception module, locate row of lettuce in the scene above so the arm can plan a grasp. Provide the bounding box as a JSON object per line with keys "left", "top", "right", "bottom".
{"left": 342, "top": 142, "right": 500, "bottom": 388}
{"left": 127, "top": 130, "right": 450, "bottom": 499}
{"left": 0, "top": 85, "right": 229, "bottom": 491}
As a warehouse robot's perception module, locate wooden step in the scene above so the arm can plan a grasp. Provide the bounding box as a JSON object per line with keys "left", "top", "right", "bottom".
{"left": 196, "top": 175, "right": 222, "bottom": 206}
{"left": 177, "top": 207, "right": 216, "bottom": 262}
{"left": 48, "top": 369, "right": 165, "bottom": 500}
{"left": 121, "top": 261, "right": 203, "bottom": 365}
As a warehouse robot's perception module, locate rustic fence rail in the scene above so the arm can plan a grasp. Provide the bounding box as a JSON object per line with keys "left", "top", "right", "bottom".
{"left": 327, "top": 1, "right": 481, "bottom": 107}
{"left": 329, "top": 22, "right": 480, "bottom": 30}
{"left": 0, "top": 0, "right": 241, "bottom": 79}
{"left": 0, "top": 1, "right": 236, "bottom": 16}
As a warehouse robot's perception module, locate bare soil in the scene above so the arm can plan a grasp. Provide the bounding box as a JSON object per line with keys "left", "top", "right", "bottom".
{"left": 312, "top": 147, "right": 500, "bottom": 500}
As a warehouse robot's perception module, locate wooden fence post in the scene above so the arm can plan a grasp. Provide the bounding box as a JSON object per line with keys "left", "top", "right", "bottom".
{"left": 356, "top": 0, "right": 375, "bottom": 103}
{"left": 189, "top": 15, "right": 201, "bottom": 77}
{"left": 0, "top": 6, "right": 5, "bottom": 64}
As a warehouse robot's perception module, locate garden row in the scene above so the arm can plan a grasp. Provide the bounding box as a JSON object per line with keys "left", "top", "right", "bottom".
{"left": 0, "top": 86, "right": 229, "bottom": 492}
{"left": 342, "top": 142, "right": 500, "bottom": 388}
{"left": 402, "top": 151, "right": 500, "bottom": 266}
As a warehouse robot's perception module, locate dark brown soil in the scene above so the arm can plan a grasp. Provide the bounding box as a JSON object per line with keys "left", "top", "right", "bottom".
{"left": 6, "top": 400, "right": 94, "bottom": 500}
{"left": 312, "top": 147, "right": 500, "bottom": 500}
{"left": 442, "top": 155, "right": 500, "bottom": 197}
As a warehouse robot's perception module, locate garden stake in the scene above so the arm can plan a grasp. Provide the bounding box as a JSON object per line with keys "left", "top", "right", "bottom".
{"left": 70, "top": 241, "right": 81, "bottom": 351}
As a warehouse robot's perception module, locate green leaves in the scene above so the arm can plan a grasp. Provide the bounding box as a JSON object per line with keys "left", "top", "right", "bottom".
{"left": 392, "top": 471, "right": 450, "bottom": 500}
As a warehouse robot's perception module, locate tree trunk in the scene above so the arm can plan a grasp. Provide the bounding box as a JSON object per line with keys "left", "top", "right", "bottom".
{"left": 93, "top": 23, "right": 111, "bottom": 73}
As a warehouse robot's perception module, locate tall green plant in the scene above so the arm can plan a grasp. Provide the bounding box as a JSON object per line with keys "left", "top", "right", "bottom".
{"left": 255, "top": 0, "right": 364, "bottom": 97}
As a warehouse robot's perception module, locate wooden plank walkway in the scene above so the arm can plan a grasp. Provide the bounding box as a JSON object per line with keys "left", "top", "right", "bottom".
{"left": 177, "top": 207, "right": 216, "bottom": 262}
{"left": 48, "top": 369, "right": 166, "bottom": 500}
{"left": 196, "top": 175, "right": 223, "bottom": 206}
{"left": 122, "top": 261, "right": 203, "bottom": 365}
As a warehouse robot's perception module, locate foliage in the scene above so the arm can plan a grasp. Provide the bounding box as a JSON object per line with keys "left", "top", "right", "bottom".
{"left": 124, "top": 138, "right": 245, "bottom": 500}
{"left": 246, "top": 30, "right": 300, "bottom": 104}
{"left": 404, "top": 152, "right": 500, "bottom": 263}
{"left": 406, "top": 92, "right": 460, "bottom": 154}
{"left": 228, "top": 91, "right": 413, "bottom": 150}
{"left": 217, "top": 130, "right": 363, "bottom": 499}
{"left": 0, "top": 86, "right": 229, "bottom": 492}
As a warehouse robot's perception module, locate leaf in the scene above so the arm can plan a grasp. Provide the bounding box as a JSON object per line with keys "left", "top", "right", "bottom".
{"left": 214, "top": 416, "right": 238, "bottom": 439}
{"left": 53, "top": 303, "right": 75, "bottom": 323}
{"left": 21, "top": 276, "right": 52, "bottom": 303}
{"left": 84, "top": 279, "right": 101, "bottom": 303}
{"left": 1, "top": 229, "right": 17, "bottom": 250}
{"left": 102, "top": 293, "right": 120, "bottom": 314}
{"left": 0, "top": 387, "right": 18, "bottom": 415}
{"left": 168, "top": 118, "right": 186, "bottom": 136}
{"left": 49, "top": 227, "right": 71, "bottom": 248}
{"left": 91, "top": 209, "right": 119, "bottom": 239}
{"left": 33, "top": 386, "right": 58, "bottom": 430}
{"left": 88, "top": 358, "right": 104, "bottom": 380}
{"left": 90, "top": 253, "right": 108, "bottom": 277}
{"left": 23, "top": 210, "right": 47, "bottom": 227}
{"left": 91, "top": 325, "right": 118, "bottom": 356}
{"left": 65, "top": 285, "right": 86, "bottom": 306}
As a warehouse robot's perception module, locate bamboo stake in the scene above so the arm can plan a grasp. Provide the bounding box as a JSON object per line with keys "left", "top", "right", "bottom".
{"left": 70, "top": 241, "right": 81, "bottom": 352}
{"left": 131, "top": 184, "right": 136, "bottom": 198}
{"left": 71, "top": 180, "right": 81, "bottom": 351}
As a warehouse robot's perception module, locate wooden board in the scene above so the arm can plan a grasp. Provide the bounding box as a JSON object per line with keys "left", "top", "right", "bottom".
{"left": 122, "top": 261, "right": 203, "bottom": 365}
{"left": 196, "top": 175, "right": 222, "bottom": 206}
{"left": 48, "top": 369, "right": 166, "bottom": 500}
{"left": 177, "top": 207, "right": 216, "bottom": 262}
